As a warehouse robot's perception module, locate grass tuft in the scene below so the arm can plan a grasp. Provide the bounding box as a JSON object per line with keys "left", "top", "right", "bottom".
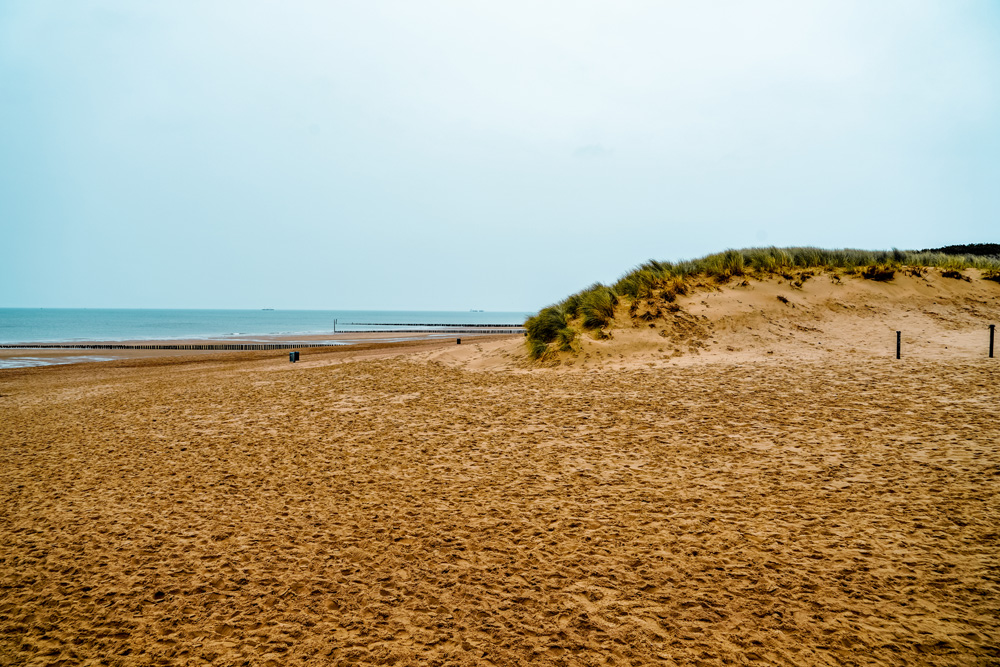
{"left": 580, "top": 285, "right": 618, "bottom": 329}
{"left": 660, "top": 277, "right": 688, "bottom": 302}
{"left": 941, "top": 269, "right": 970, "bottom": 281}
{"left": 721, "top": 249, "right": 746, "bottom": 278}
{"left": 525, "top": 307, "right": 567, "bottom": 345}
{"left": 860, "top": 264, "right": 895, "bottom": 281}
{"left": 526, "top": 337, "right": 550, "bottom": 360}
{"left": 556, "top": 327, "right": 577, "bottom": 351}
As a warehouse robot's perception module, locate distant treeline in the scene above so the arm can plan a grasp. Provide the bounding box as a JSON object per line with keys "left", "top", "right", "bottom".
{"left": 922, "top": 243, "right": 1000, "bottom": 257}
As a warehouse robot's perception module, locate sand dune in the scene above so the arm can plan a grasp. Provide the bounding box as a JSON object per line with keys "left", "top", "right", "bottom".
{"left": 1, "top": 273, "right": 999, "bottom": 666}
{"left": 498, "top": 268, "right": 1000, "bottom": 370}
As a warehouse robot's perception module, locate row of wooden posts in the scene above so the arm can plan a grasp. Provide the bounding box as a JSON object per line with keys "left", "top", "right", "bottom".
{"left": 896, "top": 324, "right": 995, "bottom": 359}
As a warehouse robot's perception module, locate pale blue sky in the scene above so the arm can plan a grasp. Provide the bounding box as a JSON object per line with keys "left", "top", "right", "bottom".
{"left": 2, "top": 1, "right": 998, "bottom": 310}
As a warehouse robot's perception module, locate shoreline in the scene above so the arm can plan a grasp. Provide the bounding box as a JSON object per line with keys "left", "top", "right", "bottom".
{"left": 0, "top": 332, "right": 520, "bottom": 370}
{"left": 0, "top": 327, "right": 526, "bottom": 346}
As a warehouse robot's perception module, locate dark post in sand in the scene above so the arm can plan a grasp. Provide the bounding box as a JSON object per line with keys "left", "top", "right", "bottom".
{"left": 896, "top": 331, "right": 901, "bottom": 359}
{"left": 990, "top": 324, "right": 995, "bottom": 358}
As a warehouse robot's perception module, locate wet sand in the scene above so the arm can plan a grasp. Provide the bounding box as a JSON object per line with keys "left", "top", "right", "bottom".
{"left": 0, "top": 332, "right": 491, "bottom": 369}
{"left": 1, "top": 337, "right": 998, "bottom": 666}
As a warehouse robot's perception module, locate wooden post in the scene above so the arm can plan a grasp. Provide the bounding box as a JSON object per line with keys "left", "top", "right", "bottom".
{"left": 896, "top": 331, "right": 901, "bottom": 359}
{"left": 990, "top": 324, "right": 995, "bottom": 358}
{"left": 457, "top": 338, "right": 461, "bottom": 345}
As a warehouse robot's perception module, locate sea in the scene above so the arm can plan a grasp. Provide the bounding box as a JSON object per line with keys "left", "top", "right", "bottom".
{"left": 0, "top": 309, "right": 531, "bottom": 368}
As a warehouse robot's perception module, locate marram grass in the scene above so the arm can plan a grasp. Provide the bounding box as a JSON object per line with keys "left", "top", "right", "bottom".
{"left": 524, "top": 246, "right": 1000, "bottom": 358}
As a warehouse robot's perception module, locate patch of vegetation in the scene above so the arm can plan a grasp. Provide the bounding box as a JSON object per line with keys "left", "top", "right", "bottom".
{"left": 941, "top": 269, "right": 970, "bottom": 282}
{"left": 579, "top": 285, "right": 618, "bottom": 329}
{"left": 524, "top": 306, "right": 567, "bottom": 359}
{"left": 526, "top": 337, "right": 551, "bottom": 360}
{"left": 791, "top": 270, "right": 814, "bottom": 289}
{"left": 525, "top": 306, "right": 566, "bottom": 343}
{"left": 612, "top": 260, "right": 677, "bottom": 298}
{"left": 860, "top": 264, "right": 896, "bottom": 281}
{"left": 556, "top": 327, "right": 577, "bottom": 351}
{"left": 524, "top": 246, "right": 1000, "bottom": 359}
{"left": 660, "top": 277, "right": 688, "bottom": 302}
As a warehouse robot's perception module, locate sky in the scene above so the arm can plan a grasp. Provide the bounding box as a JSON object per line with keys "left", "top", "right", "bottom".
{"left": 1, "top": 1, "right": 998, "bottom": 310}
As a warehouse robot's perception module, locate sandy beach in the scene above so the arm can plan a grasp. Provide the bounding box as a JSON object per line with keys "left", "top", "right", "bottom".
{"left": 6, "top": 0, "right": 998, "bottom": 662}
{"left": 2, "top": 274, "right": 999, "bottom": 666}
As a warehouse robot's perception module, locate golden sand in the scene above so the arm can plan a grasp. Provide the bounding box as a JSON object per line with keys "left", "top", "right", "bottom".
{"left": 2, "top": 272, "right": 999, "bottom": 666}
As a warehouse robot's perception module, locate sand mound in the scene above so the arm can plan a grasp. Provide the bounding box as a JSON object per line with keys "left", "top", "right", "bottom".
{"left": 470, "top": 268, "right": 1000, "bottom": 371}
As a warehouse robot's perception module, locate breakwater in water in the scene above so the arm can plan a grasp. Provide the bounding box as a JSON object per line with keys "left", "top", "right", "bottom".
{"left": 0, "top": 330, "right": 526, "bottom": 351}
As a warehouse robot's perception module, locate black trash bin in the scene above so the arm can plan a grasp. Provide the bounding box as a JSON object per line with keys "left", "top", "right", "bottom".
{"left": 289, "top": 351, "right": 300, "bottom": 363}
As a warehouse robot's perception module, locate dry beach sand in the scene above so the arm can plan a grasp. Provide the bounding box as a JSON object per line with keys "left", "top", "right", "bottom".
{"left": 1, "top": 270, "right": 999, "bottom": 666}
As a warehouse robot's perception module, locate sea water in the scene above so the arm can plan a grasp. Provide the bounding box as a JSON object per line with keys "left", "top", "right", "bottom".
{"left": 0, "top": 309, "right": 531, "bottom": 345}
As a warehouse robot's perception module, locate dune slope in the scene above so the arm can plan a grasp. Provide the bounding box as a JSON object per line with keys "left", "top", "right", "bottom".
{"left": 515, "top": 269, "right": 1000, "bottom": 369}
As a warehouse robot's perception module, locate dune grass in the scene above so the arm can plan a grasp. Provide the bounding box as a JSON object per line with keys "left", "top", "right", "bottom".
{"left": 524, "top": 246, "right": 1000, "bottom": 358}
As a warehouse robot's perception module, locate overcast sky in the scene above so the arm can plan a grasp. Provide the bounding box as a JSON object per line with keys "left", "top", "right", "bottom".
{"left": 2, "top": 1, "right": 998, "bottom": 310}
